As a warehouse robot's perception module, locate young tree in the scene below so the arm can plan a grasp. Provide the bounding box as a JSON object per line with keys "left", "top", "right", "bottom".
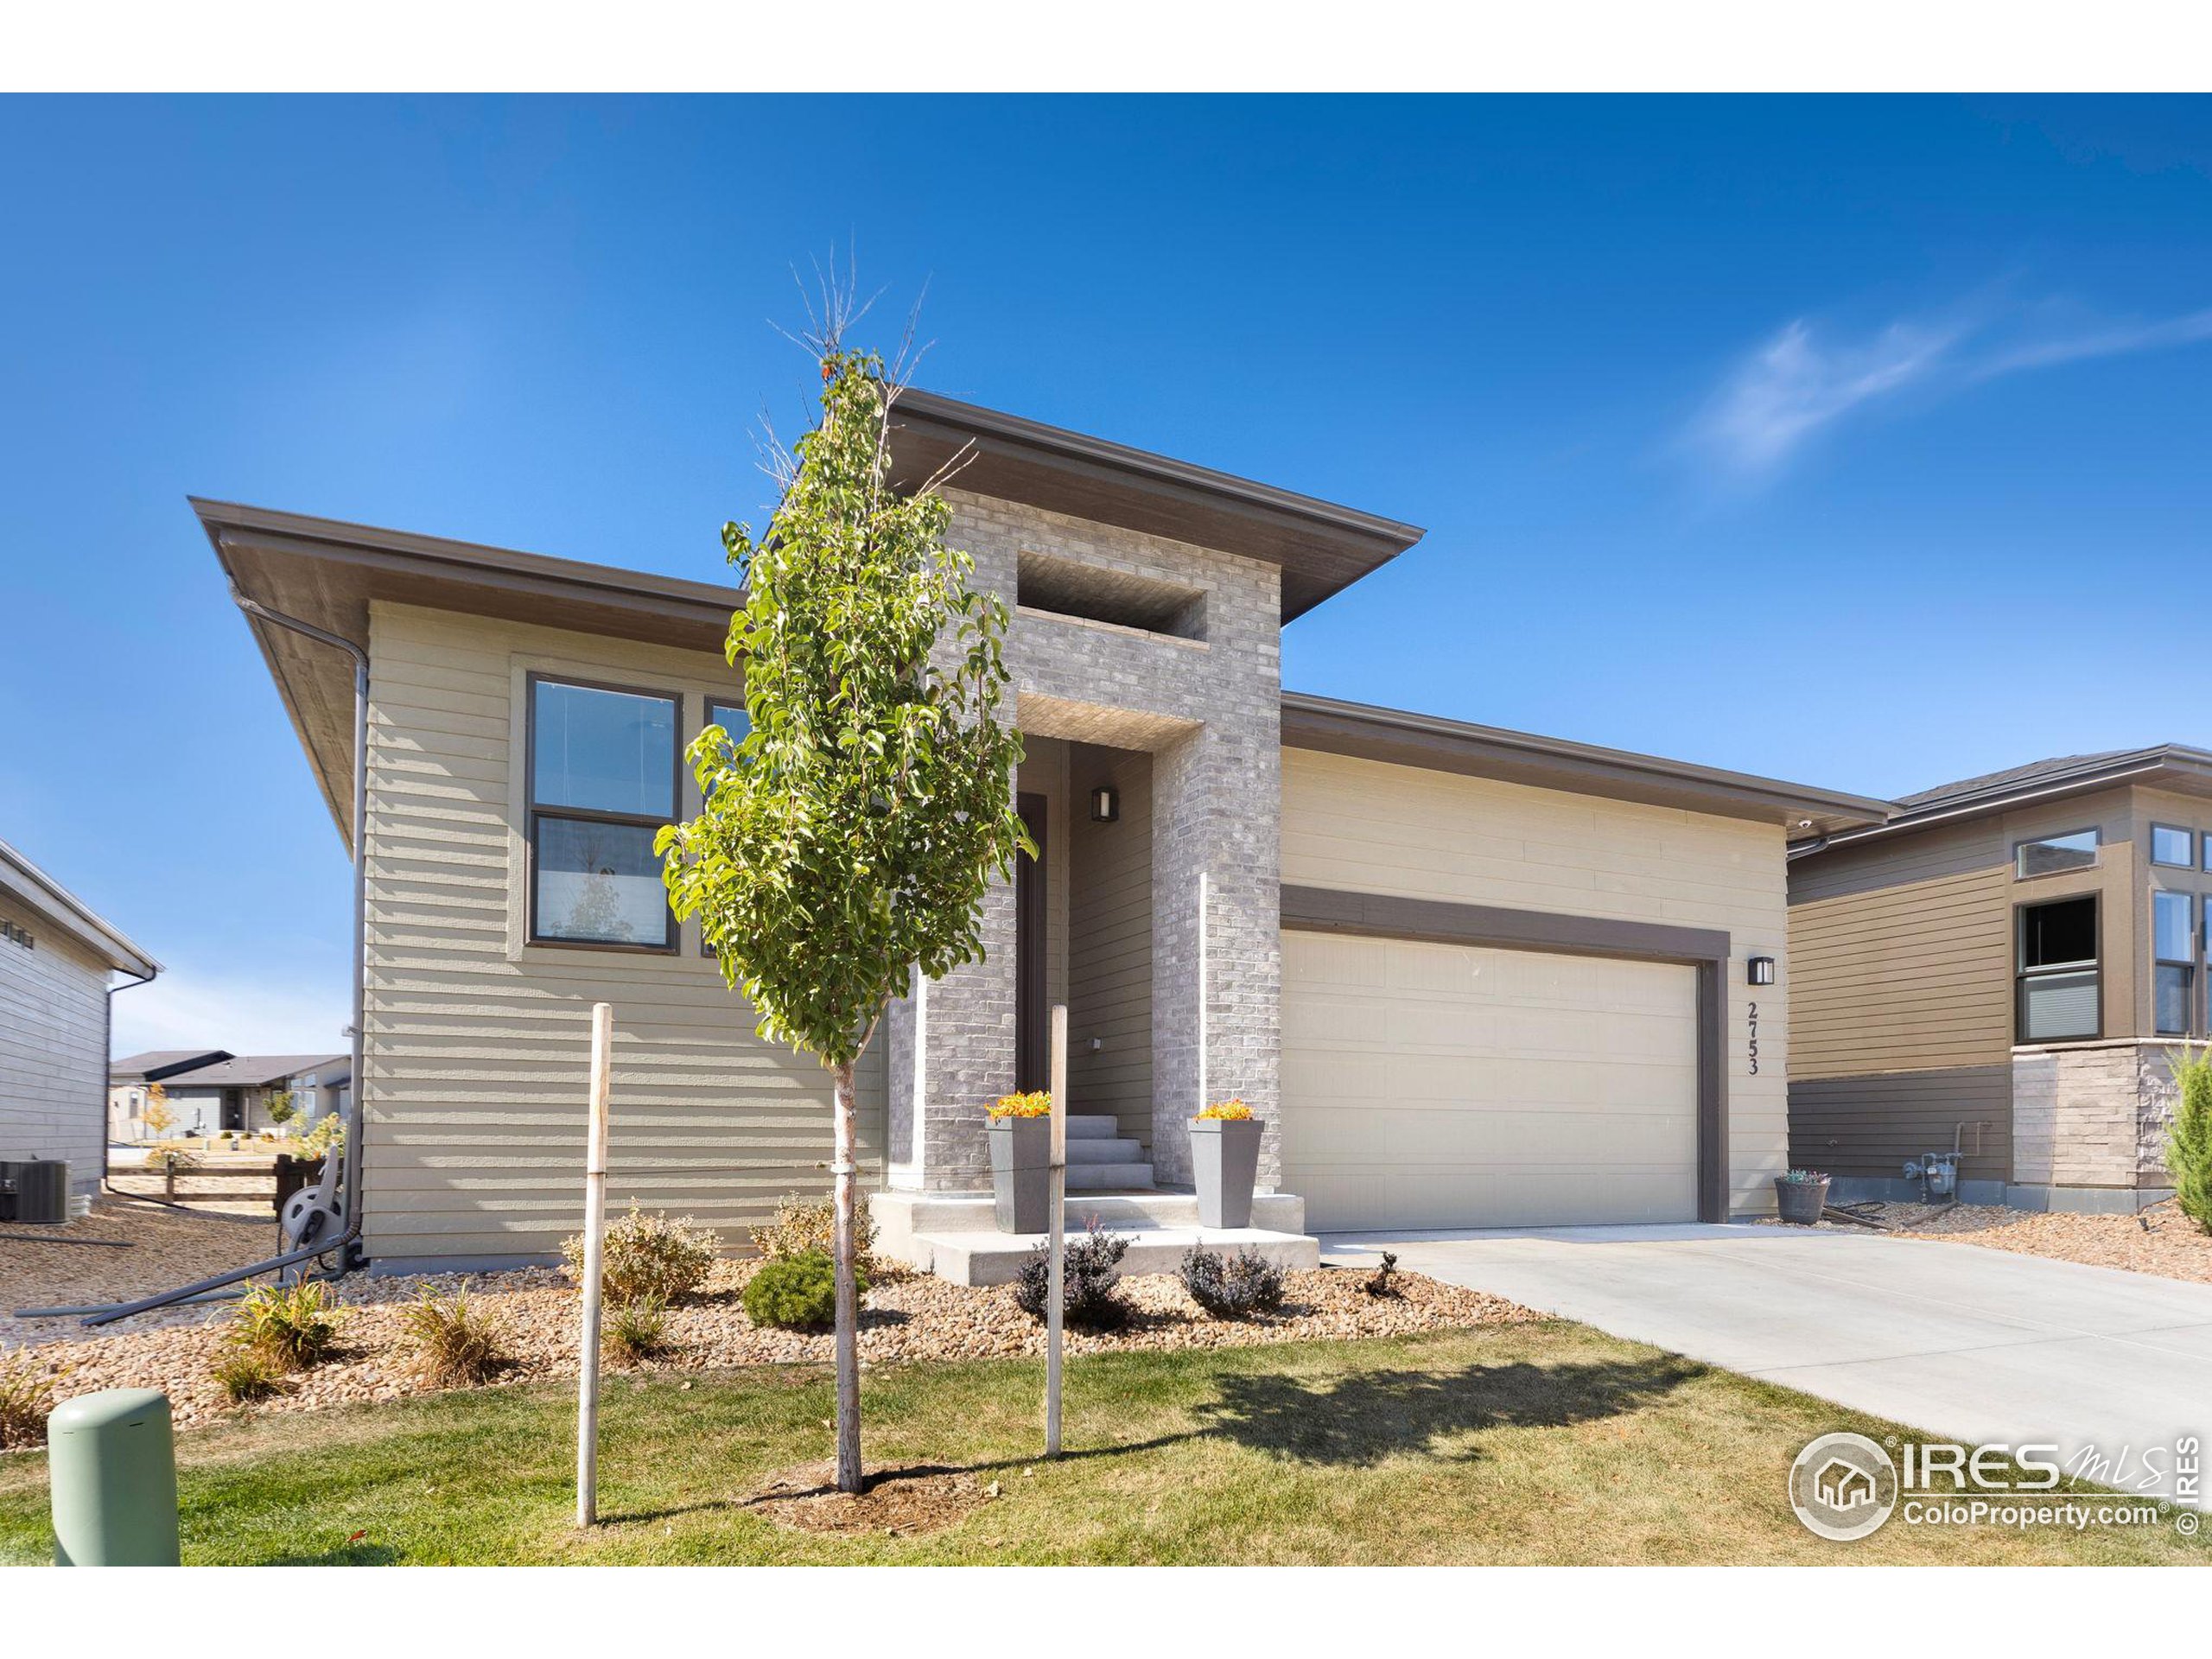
{"left": 142, "top": 1084, "right": 174, "bottom": 1142}
{"left": 264, "top": 1089, "right": 298, "bottom": 1132}
{"left": 659, "top": 335, "right": 1028, "bottom": 1494}
{"left": 2169, "top": 1048, "right": 2212, "bottom": 1233}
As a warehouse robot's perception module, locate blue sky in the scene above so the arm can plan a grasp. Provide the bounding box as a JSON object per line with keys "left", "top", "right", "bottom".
{"left": 3, "top": 95, "right": 2209, "bottom": 1054}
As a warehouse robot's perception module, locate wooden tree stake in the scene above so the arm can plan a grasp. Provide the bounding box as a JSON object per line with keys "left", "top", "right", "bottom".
{"left": 1046, "top": 1001, "right": 1068, "bottom": 1457}
{"left": 575, "top": 1001, "right": 613, "bottom": 1527}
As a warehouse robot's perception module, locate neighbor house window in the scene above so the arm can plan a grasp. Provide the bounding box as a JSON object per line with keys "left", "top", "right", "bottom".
{"left": 528, "top": 676, "right": 679, "bottom": 949}
{"left": 2018, "top": 894, "right": 2100, "bottom": 1042}
{"left": 2154, "top": 889, "right": 2195, "bottom": 1037}
{"left": 2015, "top": 829, "right": 2099, "bottom": 879}
{"left": 2152, "top": 824, "right": 2195, "bottom": 868}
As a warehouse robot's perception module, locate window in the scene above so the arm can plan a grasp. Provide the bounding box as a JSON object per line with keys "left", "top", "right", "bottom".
{"left": 2152, "top": 824, "right": 2195, "bottom": 868}
{"left": 707, "top": 696, "right": 750, "bottom": 750}
{"left": 2155, "top": 890, "right": 2196, "bottom": 1037}
{"left": 527, "top": 677, "right": 679, "bottom": 949}
{"left": 2018, "top": 894, "right": 2100, "bottom": 1042}
{"left": 2015, "top": 829, "right": 2099, "bottom": 879}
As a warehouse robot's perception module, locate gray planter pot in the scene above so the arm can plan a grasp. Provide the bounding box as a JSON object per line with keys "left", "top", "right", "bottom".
{"left": 988, "top": 1117, "right": 1051, "bottom": 1234}
{"left": 1774, "top": 1175, "right": 1829, "bottom": 1225}
{"left": 1191, "top": 1117, "right": 1262, "bottom": 1229}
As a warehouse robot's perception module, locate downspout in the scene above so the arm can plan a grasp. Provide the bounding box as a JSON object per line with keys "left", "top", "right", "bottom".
{"left": 228, "top": 585, "right": 369, "bottom": 1266}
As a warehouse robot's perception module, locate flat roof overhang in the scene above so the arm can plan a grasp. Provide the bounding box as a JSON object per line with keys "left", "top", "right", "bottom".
{"left": 1282, "top": 691, "right": 1893, "bottom": 837}
{"left": 886, "top": 389, "right": 1425, "bottom": 622}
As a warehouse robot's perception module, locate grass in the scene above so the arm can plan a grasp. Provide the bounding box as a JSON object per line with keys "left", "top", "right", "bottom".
{"left": 1, "top": 1321, "right": 2203, "bottom": 1565}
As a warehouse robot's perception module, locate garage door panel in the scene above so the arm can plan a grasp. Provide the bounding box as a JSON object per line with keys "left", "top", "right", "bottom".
{"left": 1282, "top": 930, "right": 1700, "bottom": 1230}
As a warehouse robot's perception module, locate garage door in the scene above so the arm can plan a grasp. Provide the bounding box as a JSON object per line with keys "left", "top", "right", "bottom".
{"left": 1281, "top": 930, "right": 1700, "bottom": 1230}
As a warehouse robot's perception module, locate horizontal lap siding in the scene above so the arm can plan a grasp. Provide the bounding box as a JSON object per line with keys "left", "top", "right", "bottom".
{"left": 363, "top": 603, "right": 884, "bottom": 1267}
{"left": 1280, "top": 748, "right": 1789, "bottom": 1217}
{"left": 0, "top": 896, "right": 108, "bottom": 1195}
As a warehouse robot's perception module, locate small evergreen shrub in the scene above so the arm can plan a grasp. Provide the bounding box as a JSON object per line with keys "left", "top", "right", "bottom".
{"left": 231, "top": 1281, "right": 342, "bottom": 1370}
{"left": 606, "top": 1294, "right": 672, "bottom": 1364}
{"left": 1012, "top": 1222, "right": 1130, "bottom": 1330}
{"left": 563, "top": 1203, "right": 720, "bottom": 1306}
{"left": 402, "top": 1290, "right": 508, "bottom": 1386}
{"left": 2168, "top": 1048, "right": 2212, "bottom": 1234}
{"left": 741, "top": 1250, "right": 868, "bottom": 1332}
{"left": 750, "top": 1192, "right": 880, "bottom": 1278}
{"left": 0, "top": 1355, "right": 58, "bottom": 1448}
{"left": 1179, "top": 1245, "right": 1287, "bottom": 1319}
{"left": 211, "top": 1344, "right": 287, "bottom": 1404}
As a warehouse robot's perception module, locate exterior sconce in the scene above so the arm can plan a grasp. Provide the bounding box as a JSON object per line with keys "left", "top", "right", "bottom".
{"left": 1089, "top": 784, "right": 1120, "bottom": 823}
{"left": 1746, "top": 955, "right": 1777, "bottom": 987}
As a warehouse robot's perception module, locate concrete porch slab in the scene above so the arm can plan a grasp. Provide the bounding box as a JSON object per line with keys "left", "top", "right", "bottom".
{"left": 875, "top": 1187, "right": 1316, "bottom": 1286}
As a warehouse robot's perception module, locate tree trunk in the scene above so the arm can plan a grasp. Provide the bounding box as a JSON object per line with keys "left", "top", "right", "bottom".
{"left": 831, "top": 1058, "right": 862, "bottom": 1494}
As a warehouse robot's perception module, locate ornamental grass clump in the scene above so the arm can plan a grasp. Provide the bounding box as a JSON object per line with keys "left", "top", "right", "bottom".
{"left": 211, "top": 1344, "right": 288, "bottom": 1405}
{"left": 2168, "top": 1048, "right": 2212, "bottom": 1234}
{"left": 1013, "top": 1221, "right": 1130, "bottom": 1330}
{"left": 741, "top": 1250, "right": 868, "bottom": 1332}
{"left": 0, "top": 1354, "right": 58, "bottom": 1448}
{"left": 1179, "top": 1245, "right": 1287, "bottom": 1319}
{"left": 752, "top": 1192, "right": 881, "bottom": 1279}
{"left": 230, "top": 1281, "right": 342, "bottom": 1370}
{"left": 606, "top": 1294, "right": 673, "bottom": 1365}
{"left": 563, "top": 1202, "right": 719, "bottom": 1306}
{"left": 403, "top": 1290, "right": 509, "bottom": 1387}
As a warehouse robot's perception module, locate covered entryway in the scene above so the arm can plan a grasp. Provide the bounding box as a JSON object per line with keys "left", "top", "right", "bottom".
{"left": 1281, "top": 929, "right": 1701, "bottom": 1230}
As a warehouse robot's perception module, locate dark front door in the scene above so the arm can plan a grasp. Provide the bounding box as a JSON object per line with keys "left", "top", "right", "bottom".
{"left": 1015, "top": 791, "right": 1048, "bottom": 1094}
{"left": 222, "top": 1089, "right": 245, "bottom": 1132}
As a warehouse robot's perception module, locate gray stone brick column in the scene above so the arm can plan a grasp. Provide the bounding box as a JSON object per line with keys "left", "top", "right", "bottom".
{"left": 909, "top": 871, "right": 1018, "bottom": 1192}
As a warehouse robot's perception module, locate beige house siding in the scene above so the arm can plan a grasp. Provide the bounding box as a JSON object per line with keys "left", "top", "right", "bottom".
{"left": 1281, "top": 747, "right": 1789, "bottom": 1216}
{"left": 362, "top": 601, "right": 883, "bottom": 1268}
{"left": 1068, "top": 746, "right": 1154, "bottom": 1148}
{"left": 0, "top": 891, "right": 109, "bottom": 1196}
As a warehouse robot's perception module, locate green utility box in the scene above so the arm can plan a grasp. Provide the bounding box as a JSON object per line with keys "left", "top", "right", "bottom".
{"left": 48, "top": 1388, "right": 181, "bottom": 1565}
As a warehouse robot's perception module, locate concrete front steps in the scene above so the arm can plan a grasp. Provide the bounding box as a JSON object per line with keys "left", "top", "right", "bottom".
{"left": 874, "top": 1186, "right": 1320, "bottom": 1287}
{"left": 1063, "top": 1113, "right": 1154, "bottom": 1191}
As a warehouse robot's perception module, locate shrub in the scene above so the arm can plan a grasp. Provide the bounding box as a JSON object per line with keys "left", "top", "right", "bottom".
{"left": 0, "top": 1355, "right": 58, "bottom": 1448}
{"left": 298, "top": 1113, "right": 346, "bottom": 1161}
{"left": 988, "top": 1090, "right": 1052, "bottom": 1120}
{"left": 211, "top": 1344, "right": 287, "bottom": 1404}
{"left": 231, "top": 1281, "right": 341, "bottom": 1370}
{"left": 606, "top": 1294, "right": 672, "bottom": 1365}
{"left": 1363, "top": 1250, "right": 1401, "bottom": 1299}
{"left": 402, "top": 1290, "right": 508, "bottom": 1386}
{"left": 563, "top": 1203, "right": 719, "bottom": 1306}
{"left": 1012, "top": 1221, "right": 1129, "bottom": 1330}
{"left": 751, "top": 1192, "right": 880, "bottom": 1278}
{"left": 741, "top": 1250, "right": 869, "bottom": 1332}
{"left": 2169, "top": 1048, "right": 2212, "bottom": 1234}
{"left": 1179, "top": 1245, "right": 1287, "bottom": 1319}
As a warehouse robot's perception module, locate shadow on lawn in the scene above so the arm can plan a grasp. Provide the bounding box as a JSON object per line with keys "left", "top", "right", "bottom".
{"left": 1195, "top": 1356, "right": 1702, "bottom": 1468}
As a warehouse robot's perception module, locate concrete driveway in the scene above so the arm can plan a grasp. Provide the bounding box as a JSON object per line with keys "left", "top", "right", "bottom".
{"left": 1323, "top": 1223, "right": 2212, "bottom": 1508}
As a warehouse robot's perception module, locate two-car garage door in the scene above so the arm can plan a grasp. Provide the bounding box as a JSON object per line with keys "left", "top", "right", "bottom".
{"left": 1281, "top": 930, "right": 1700, "bottom": 1231}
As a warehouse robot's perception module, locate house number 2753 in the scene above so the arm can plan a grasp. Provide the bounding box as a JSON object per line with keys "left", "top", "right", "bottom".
{"left": 1747, "top": 1001, "right": 1759, "bottom": 1076}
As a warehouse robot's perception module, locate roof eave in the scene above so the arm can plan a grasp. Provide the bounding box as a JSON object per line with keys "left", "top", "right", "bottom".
{"left": 0, "top": 838, "right": 160, "bottom": 977}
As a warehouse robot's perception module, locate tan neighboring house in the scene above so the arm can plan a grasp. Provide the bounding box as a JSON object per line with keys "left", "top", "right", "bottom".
{"left": 1, "top": 836, "right": 160, "bottom": 1199}
{"left": 108, "top": 1050, "right": 349, "bottom": 1141}
{"left": 200, "top": 390, "right": 1885, "bottom": 1275}
{"left": 1788, "top": 747, "right": 2212, "bottom": 1211}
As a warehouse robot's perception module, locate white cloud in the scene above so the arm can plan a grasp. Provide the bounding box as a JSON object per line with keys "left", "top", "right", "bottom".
{"left": 1688, "top": 296, "right": 2212, "bottom": 476}
{"left": 111, "top": 962, "right": 349, "bottom": 1060}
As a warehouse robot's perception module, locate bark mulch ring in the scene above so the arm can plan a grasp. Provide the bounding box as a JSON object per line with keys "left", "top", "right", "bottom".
{"left": 0, "top": 1257, "right": 1542, "bottom": 1437}
{"left": 1766, "top": 1197, "right": 2212, "bottom": 1286}
{"left": 744, "top": 1460, "right": 997, "bottom": 1536}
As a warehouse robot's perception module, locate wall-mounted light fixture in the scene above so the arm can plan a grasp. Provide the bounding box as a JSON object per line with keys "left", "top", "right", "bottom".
{"left": 1089, "top": 783, "right": 1120, "bottom": 823}
{"left": 1746, "top": 955, "right": 1776, "bottom": 987}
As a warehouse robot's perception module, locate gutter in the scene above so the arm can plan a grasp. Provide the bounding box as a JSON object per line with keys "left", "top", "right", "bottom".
{"left": 1789, "top": 755, "right": 2190, "bottom": 859}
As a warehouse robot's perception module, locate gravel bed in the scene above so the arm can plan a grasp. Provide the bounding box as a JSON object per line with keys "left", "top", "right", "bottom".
{"left": 1766, "top": 1198, "right": 2212, "bottom": 1285}
{"left": 0, "top": 1198, "right": 281, "bottom": 1342}
{"left": 0, "top": 1257, "right": 1541, "bottom": 1434}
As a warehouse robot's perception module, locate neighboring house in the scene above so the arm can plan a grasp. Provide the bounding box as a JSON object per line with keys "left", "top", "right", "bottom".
{"left": 1788, "top": 747, "right": 2212, "bottom": 1211}
{"left": 108, "top": 1049, "right": 349, "bottom": 1140}
{"left": 200, "top": 390, "right": 1887, "bottom": 1274}
{"left": 1, "top": 836, "right": 160, "bottom": 1198}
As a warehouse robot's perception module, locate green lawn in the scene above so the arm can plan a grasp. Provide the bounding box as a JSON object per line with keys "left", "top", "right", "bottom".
{"left": 3, "top": 1321, "right": 2203, "bottom": 1565}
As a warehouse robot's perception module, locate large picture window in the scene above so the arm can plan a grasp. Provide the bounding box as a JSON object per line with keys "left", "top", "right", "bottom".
{"left": 2154, "top": 889, "right": 2195, "bottom": 1038}
{"left": 2017, "top": 894, "right": 2100, "bottom": 1042}
{"left": 528, "top": 677, "right": 679, "bottom": 949}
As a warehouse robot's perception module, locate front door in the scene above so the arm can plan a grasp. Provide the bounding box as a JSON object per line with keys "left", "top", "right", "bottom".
{"left": 1014, "top": 791, "right": 1048, "bottom": 1093}
{"left": 222, "top": 1088, "right": 245, "bottom": 1132}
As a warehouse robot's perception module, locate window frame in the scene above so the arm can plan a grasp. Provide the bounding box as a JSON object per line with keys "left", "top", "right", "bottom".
{"left": 2154, "top": 888, "right": 2198, "bottom": 1039}
{"left": 523, "top": 671, "right": 683, "bottom": 954}
{"left": 2012, "top": 826, "right": 2101, "bottom": 881}
{"left": 2152, "top": 823, "right": 2196, "bottom": 869}
{"left": 2014, "top": 892, "right": 2102, "bottom": 1044}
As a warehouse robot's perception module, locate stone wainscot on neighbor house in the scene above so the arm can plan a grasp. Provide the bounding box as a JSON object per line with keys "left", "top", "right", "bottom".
{"left": 1789, "top": 746, "right": 2212, "bottom": 1213}
{"left": 198, "top": 391, "right": 1889, "bottom": 1279}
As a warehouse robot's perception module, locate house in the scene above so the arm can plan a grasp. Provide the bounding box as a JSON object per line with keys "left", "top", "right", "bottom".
{"left": 109, "top": 1050, "right": 350, "bottom": 1140}
{"left": 200, "top": 390, "right": 1887, "bottom": 1274}
{"left": 1815, "top": 1458, "right": 1878, "bottom": 1512}
{"left": 1788, "top": 747, "right": 2212, "bottom": 1211}
{"left": 1, "top": 836, "right": 160, "bottom": 1199}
